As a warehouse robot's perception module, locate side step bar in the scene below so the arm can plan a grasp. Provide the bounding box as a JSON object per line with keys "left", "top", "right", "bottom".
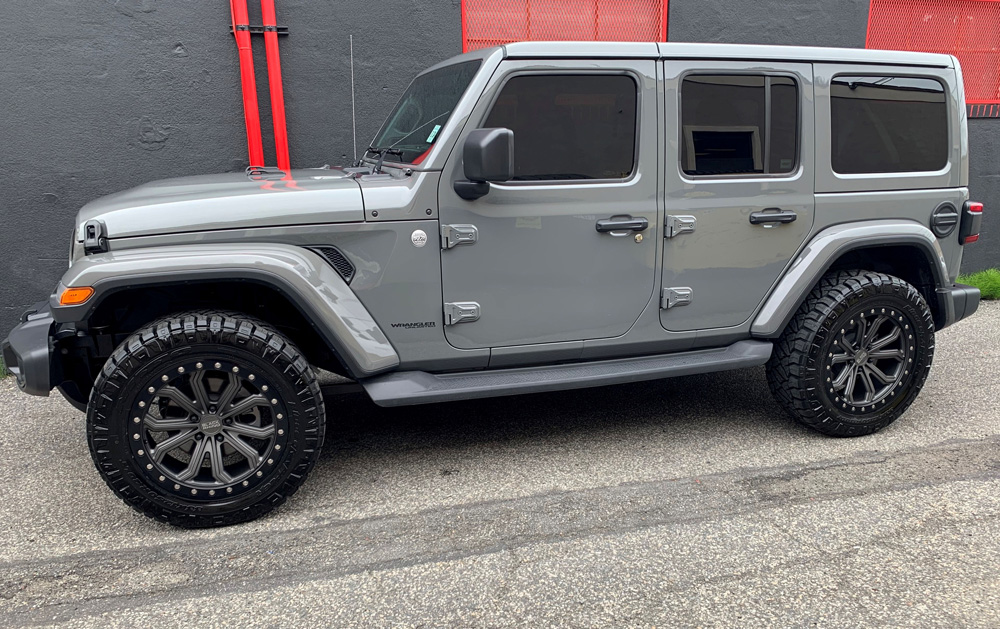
{"left": 362, "top": 340, "right": 772, "bottom": 407}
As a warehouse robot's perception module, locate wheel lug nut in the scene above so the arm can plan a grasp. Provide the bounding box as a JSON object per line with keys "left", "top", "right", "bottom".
{"left": 216, "top": 435, "right": 224, "bottom": 442}
{"left": 195, "top": 434, "right": 203, "bottom": 440}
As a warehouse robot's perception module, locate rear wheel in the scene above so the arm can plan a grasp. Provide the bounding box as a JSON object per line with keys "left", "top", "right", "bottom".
{"left": 87, "top": 312, "right": 325, "bottom": 527}
{"left": 766, "top": 270, "right": 935, "bottom": 437}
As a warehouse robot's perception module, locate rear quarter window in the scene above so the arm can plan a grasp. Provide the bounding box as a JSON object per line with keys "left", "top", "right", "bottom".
{"left": 830, "top": 75, "right": 948, "bottom": 174}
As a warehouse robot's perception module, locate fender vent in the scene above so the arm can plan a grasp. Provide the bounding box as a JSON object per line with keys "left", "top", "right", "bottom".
{"left": 308, "top": 246, "right": 355, "bottom": 284}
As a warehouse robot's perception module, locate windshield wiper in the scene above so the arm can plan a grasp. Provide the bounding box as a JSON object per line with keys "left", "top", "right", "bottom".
{"left": 364, "top": 146, "right": 403, "bottom": 174}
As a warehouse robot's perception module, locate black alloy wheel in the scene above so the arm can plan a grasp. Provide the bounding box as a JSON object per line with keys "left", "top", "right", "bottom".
{"left": 133, "top": 359, "right": 288, "bottom": 501}
{"left": 824, "top": 307, "right": 913, "bottom": 414}
{"left": 88, "top": 312, "right": 325, "bottom": 527}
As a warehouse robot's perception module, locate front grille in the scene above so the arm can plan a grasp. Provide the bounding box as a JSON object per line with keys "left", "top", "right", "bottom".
{"left": 307, "top": 246, "right": 355, "bottom": 284}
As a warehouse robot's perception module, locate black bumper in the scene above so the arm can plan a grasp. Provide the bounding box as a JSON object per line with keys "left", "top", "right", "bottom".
{"left": 936, "top": 283, "right": 981, "bottom": 329}
{"left": 1, "top": 301, "right": 55, "bottom": 396}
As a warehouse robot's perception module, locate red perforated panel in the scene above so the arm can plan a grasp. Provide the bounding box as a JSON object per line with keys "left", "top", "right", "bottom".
{"left": 866, "top": 0, "right": 1000, "bottom": 105}
{"left": 462, "top": 0, "right": 668, "bottom": 52}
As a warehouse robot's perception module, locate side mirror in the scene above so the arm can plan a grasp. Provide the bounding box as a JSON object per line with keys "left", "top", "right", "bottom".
{"left": 455, "top": 128, "right": 513, "bottom": 200}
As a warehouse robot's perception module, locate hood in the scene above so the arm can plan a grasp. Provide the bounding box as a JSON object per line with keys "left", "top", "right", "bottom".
{"left": 76, "top": 168, "right": 364, "bottom": 241}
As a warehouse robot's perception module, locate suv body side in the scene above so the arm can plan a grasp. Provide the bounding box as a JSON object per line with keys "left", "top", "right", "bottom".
{"left": 2, "top": 43, "right": 978, "bottom": 398}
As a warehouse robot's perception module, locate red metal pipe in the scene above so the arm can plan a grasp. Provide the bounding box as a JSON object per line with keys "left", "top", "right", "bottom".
{"left": 260, "top": 0, "right": 291, "bottom": 171}
{"left": 230, "top": 0, "right": 266, "bottom": 168}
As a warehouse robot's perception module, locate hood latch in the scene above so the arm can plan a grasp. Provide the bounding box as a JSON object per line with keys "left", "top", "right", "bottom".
{"left": 83, "top": 219, "right": 109, "bottom": 254}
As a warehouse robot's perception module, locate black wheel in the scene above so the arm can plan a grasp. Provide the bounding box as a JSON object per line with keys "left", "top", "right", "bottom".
{"left": 87, "top": 312, "right": 325, "bottom": 527}
{"left": 766, "top": 270, "right": 935, "bottom": 437}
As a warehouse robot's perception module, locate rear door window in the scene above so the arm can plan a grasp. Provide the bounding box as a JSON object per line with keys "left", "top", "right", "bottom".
{"left": 830, "top": 75, "right": 948, "bottom": 174}
{"left": 680, "top": 74, "right": 799, "bottom": 177}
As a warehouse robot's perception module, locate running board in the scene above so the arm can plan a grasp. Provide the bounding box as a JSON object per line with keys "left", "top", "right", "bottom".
{"left": 362, "top": 340, "right": 772, "bottom": 407}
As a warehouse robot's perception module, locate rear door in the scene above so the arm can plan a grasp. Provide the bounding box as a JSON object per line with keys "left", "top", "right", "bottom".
{"left": 437, "top": 60, "right": 660, "bottom": 350}
{"left": 660, "top": 61, "right": 815, "bottom": 332}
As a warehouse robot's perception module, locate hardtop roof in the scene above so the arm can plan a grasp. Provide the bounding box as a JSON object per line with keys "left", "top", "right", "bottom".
{"left": 498, "top": 41, "right": 953, "bottom": 68}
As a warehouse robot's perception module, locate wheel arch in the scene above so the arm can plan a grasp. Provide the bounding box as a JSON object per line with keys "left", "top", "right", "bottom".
{"left": 50, "top": 244, "right": 399, "bottom": 390}
{"left": 752, "top": 221, "right": 951, "bottom": 338}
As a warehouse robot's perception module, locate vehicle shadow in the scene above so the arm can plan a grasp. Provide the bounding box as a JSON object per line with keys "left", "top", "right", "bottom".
{"left": 316, "top": 366, "right": 805, "bottom": 462}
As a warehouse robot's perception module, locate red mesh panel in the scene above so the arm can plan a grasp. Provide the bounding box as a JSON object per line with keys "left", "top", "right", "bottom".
{"left": 462, "top": 0, "right": 668, "bottom": 52}
{"left": 866, "top": 0, "right": 1000, "bottom": 105}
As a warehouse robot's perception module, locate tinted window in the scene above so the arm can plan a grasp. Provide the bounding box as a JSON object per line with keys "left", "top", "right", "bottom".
{"left": 483, "top": 74, "right": 637, "bottom": 180}
{"left": 681, "top": 75, "right": 799, "bottom": 176}
{"left": 370, "top": 60, "right": 481, "bottom": 164}
{"left": 831, "top": 75, "right": 947, "bottom": 174}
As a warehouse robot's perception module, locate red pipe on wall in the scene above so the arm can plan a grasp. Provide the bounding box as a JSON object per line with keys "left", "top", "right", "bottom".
{"left": 260, "top": 0, "right": 291, "bottom": 171}
{"left": 230, "top": 0, "right": 266, "bottom": 168}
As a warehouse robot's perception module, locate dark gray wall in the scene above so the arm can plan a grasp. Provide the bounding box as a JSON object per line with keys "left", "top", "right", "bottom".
{"left": 963, "top": 119, "right": 1000, "bottom": 274}
{"left": 1, "top": 0, "right": 462, "bottom": 335}
{"left": 1, "top": 0, "right": 996, "bottom": 336}
{"left": 667, "top": 0, "right": 870, "bottom": 48}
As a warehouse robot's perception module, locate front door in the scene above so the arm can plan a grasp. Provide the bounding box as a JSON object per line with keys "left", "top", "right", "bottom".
{"left": 438, "top": 60, "right": 660, "bottom": 350}
{"left": 659, "top": 61, "right": 816, "bottom": 332}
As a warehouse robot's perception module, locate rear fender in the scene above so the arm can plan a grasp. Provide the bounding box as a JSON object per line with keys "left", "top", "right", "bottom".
{"left": 752, "top": 220, "right": 950, "bottom": 337}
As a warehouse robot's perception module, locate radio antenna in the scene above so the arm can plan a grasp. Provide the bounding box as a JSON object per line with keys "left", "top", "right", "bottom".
{"left": 350, "top": 34, "right": 358, "bottom": 164}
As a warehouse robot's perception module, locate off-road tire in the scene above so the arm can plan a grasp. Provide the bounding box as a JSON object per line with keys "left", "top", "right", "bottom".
{"left": 87, "top": 311, "right": 325, "bottom": 527}
{"left": 766, "top": 270, "right": 935, "bottom": 437}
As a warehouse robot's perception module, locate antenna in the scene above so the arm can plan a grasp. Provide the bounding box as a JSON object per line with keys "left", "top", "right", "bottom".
{"left": 350, "top": 34, "right": 358, "bottom": 164}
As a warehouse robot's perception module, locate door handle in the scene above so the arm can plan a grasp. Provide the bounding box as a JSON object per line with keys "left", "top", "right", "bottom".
{"left": 749, "top": 208, "right": 798, "bottom": 225}
{"left": 596, "top": 216, "right": 649, "bottom": 233}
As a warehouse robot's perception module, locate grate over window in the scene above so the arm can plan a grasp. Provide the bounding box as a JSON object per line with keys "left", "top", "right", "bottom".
{"left": 462, "top": 0, "right": 668, "bottom": 52}
{"left": 866, "top": 0, "right": 1000, "bottom": 113}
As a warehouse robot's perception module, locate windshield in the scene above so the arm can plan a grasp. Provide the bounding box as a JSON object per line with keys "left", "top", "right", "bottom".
{"left": 369, "top": 60, "right": 482, "bottom": 165}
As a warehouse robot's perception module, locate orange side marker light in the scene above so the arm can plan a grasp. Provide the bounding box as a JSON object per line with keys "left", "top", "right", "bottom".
{"left": 59, "top": 287, "right": 95, "bottom": 306}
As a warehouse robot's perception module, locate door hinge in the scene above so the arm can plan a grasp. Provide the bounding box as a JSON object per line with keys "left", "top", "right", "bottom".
{"left": 441, "top": 224, "right": 479, "bottom": 249}
{"left": 665, "top": 215, "right": 696, "bottom": 239}
{"left": 661, "top": 287, "right": 693, "bottom": 309}
{"left": 444, "top": 301, "right": 481, "bottom": 325}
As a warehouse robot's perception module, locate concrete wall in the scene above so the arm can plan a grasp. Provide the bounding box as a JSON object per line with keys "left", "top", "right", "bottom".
{"left": 1, "top": 0, "right": 462, "bottom": 334}
{"left": 963, "top": 119, "right": 1000, "bottom": 274}
{"left": 668, "top": 0, "right": 870, "bottom": 48}
{"left": 1, "top": 0, "right": 996, "bottom": 336}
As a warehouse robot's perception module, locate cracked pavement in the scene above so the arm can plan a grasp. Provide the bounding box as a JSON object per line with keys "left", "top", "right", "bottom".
{"left": 1, "top": 302, "right": 998, "bottom": 627}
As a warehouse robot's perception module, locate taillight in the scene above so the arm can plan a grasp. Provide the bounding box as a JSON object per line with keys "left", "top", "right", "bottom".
{"left": 959, "top": 201, "right": 983, "bottom": 245}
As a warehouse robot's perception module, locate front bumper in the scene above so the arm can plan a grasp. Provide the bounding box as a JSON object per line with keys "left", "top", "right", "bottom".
{"left": 1, "top": 301, "right": 55, "bottom": 396}
{"left": 936, "top": 283, "right": 981, "bottom": 329}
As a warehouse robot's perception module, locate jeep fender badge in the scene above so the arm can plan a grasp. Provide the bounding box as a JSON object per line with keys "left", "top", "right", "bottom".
{"left": 410, "top": 229, "right": 428, "bottom": 248}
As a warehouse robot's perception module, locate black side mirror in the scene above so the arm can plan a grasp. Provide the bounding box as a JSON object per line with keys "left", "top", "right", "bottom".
{"left": 454, "top": 128, "right": 513, "bottom": 201}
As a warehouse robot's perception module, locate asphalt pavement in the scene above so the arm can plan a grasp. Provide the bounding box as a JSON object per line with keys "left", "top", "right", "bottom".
{"left": 1, "top": 303, "right": 998, "bottom": 628}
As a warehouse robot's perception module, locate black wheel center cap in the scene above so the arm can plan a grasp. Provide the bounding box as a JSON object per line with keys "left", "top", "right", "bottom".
{"left": 200, "top": 415, "right": 224, "bottom": 436}
{"left": 855, "top": 350, "right": 869, "bottom": 365}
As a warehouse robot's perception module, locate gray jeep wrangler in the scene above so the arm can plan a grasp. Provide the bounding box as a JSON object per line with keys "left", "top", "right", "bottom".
{"left": 3, "top": 42, "right": 983, "bottom": 527}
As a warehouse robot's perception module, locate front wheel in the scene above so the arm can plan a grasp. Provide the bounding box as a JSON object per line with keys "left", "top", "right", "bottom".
{"left": 766, "top": 270, "right": 935, "bottom": 437}
{"left": 87, "top": 312, "right": 325, "bottom": 527}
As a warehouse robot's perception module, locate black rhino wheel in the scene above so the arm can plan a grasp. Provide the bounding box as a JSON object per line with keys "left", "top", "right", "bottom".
{"left": 766, "top": 270, "right": 935, "bottom": 437}
{"left": 87, "top": 312, "right": 325, "bottom": 527}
